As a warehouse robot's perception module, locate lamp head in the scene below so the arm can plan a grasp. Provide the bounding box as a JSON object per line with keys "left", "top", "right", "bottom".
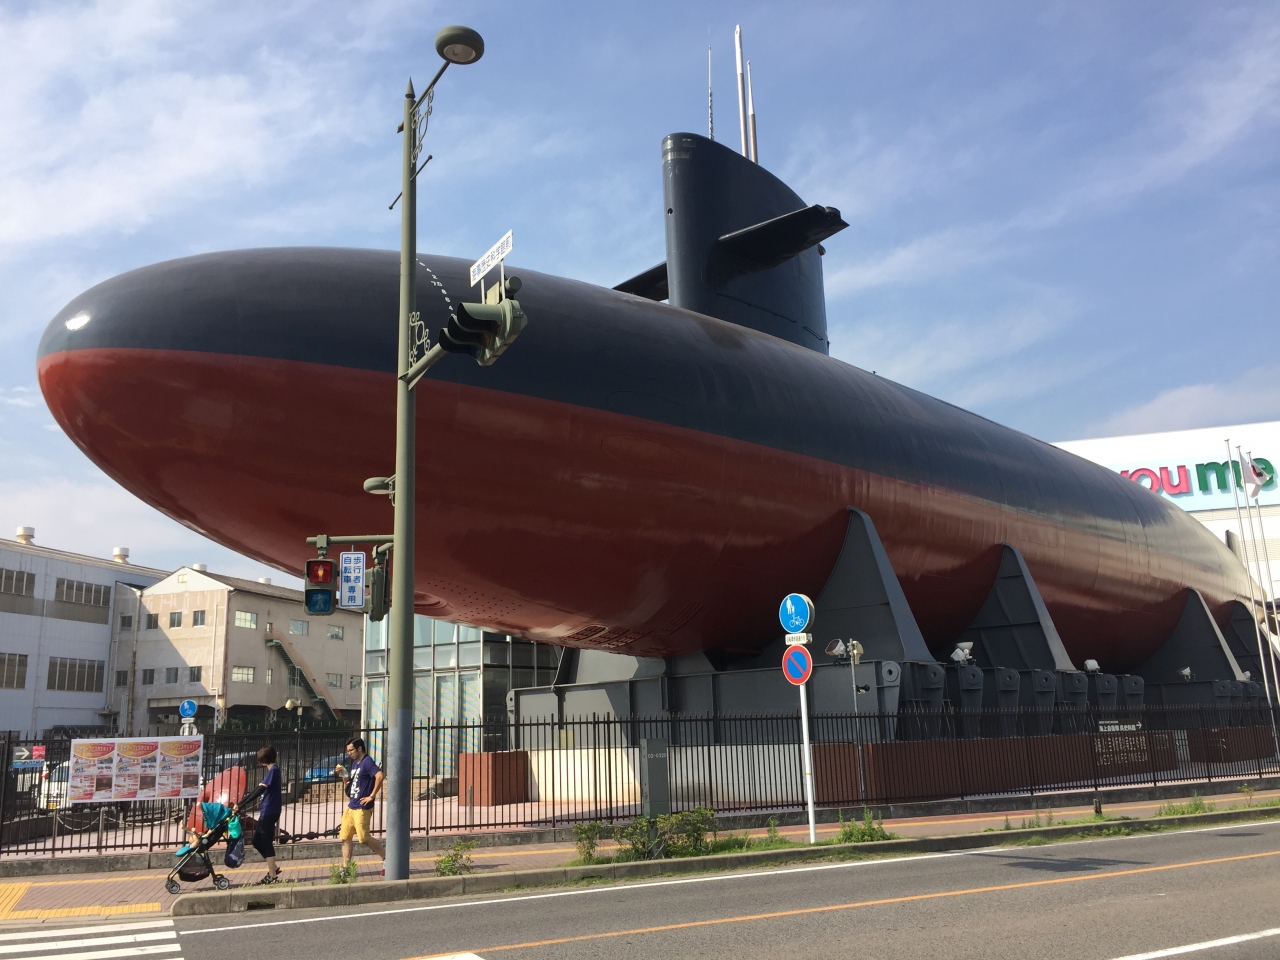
{"left": 824, "top": 639, "right": 846, "bottom": 658}
{"left": 1084, "top": 659, "right": 1100, "bottom": 673}
{"left": 1179, "top": 666, "right": 1193, "bottom": 681}
{"left": 284, "top": 698, "right": 298, "bottom": 711}
{"left": 436, "top": 25, "right": 484, "bottom": 64}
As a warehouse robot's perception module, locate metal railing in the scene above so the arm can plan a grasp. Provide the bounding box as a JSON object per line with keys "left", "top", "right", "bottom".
{"left": 2, "top": 704, "right": 1277, "bottom": 858}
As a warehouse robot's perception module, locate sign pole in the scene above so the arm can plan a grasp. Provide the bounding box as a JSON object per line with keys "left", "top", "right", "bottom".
{"left": 798, "top": 678, "right": 816, "bottom": 844}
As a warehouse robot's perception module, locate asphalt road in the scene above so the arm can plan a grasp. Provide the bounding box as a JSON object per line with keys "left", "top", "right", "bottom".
{"left": 20, "top": 821, "right": 1280, "bottom": 960}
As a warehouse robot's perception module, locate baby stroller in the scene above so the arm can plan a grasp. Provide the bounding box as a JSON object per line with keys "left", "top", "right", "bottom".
{"left": 165, "top": 785, "right": 264, "bottom": 895}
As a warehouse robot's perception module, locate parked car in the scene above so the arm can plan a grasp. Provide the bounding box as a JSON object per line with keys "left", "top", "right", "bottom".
{"left": 38, "top": 762, "right": 69, "bottom": 811}
{"left": 303, "top": 754, "right": 347, "bottom": 784}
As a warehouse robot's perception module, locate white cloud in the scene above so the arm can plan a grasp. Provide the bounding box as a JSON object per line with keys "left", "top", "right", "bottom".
{"left": 1091, "top": 365, "right": 1280, "bottom": 436}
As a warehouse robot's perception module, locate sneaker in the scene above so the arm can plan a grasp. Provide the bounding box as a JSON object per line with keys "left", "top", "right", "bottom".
{"left": 380, "top": 864, "right": 385, "bottom": 878}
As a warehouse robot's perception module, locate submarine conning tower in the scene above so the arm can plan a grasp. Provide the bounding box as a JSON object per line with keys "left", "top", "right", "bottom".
{"left": 616, "top": 132, "right": 847, "bottom": 354}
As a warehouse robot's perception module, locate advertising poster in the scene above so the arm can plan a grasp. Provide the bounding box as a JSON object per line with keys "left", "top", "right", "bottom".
{"left": 68, "top": 736, "right": 202, "bottom": 803}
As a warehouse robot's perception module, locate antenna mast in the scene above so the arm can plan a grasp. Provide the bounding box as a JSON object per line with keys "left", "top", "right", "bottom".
{"left": 746, "top": 61, "right": 758, "bottom": 162}
{"left": 734, "top": 25, "right": 748, "bottom": 157}
{"left": 708, "top": 46, "right": 714, "bottom": 141}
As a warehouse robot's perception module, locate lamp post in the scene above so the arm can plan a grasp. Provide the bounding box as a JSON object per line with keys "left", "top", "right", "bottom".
{"left": 384, "top": 25, "right": 485, "bottom": 882}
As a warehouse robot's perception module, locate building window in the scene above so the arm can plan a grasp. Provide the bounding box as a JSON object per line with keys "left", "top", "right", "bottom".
{"left": 169, "top": 611, "right": 182, "bottom": 628}
{"left": 326, "top": 673, "right": 342, "bottom": 688}
{"left": 119, "top": 614, "right": 133, "bottom": 630}
{"left": 327, "top": 625, "right": 344, "bottom": 641}
{"left": 289, "top": 619, "right": 309, "bottom": 636}
{"left": 54, "top": 578, "right": 110, "bottom": 607}
{"left": 231, "top": 666, "right": 254, "bottom": 683}
{"left": 234, "top": 610, "right": 257, "bottom": 629}
{"left": 141, "top": 669, "right": 155, "bottom": 685}
{"left": 164, "top": 667, "right": 179, "bottom": 684}
{"left": 0, "top": 654, "right": 27, "bottom": 689}
{"left": 265, "top": 668, "right": 273, "bottom": 685}
{"left": 350, "top": 674, "right": 361, "bottom": 689}
{"left": 287, "top": 666, "right": 304, "bottom": 687}
{"left": 189, "top": 666, "right": 202, "bottom": 683}
{"left": 47, "top": 657, "right": 104, "bottom": 693}
{"left": 145, "top": 613, "right": 159, "bottom": 630}
{"left": 0, "top": 569, "right": 35, "bottom": 597}
{"left": 192, "top": 610, "right": 206, "bottom": 627}
{"left": 115, "top": 670, "right": 129, "bottom": 687}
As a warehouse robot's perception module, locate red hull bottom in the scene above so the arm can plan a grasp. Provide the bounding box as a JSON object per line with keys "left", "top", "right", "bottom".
{"left": 38, "top": 348, "right": 1239, "bottom": 671}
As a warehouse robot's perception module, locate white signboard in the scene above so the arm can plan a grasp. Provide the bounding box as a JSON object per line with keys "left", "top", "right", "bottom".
{"left": 470, "top": 229, "right": 513, "bottom": 286}
{"left": 338, "top": 551, "right": 366, "bottom": 610}
{"left": 67, "top": 736, "right": 203, "bottom": 803}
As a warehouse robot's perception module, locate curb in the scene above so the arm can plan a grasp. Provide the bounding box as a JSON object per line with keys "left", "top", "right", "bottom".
{"left": 169, "top": 805, "right": 1280, "bottom": 916}
{"left": 5, "top": 775, "right": 1277, "bottom": 880}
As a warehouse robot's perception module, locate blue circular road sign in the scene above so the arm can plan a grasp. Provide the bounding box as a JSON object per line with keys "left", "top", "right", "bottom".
{"left": 779, "top": 593, "right": 814, "bottom": 633}
{"left": 782, "top": 645, "right": 814, "bottom": 685}
{"left": 179, "top": 699, "right": 198, "bottom": 719}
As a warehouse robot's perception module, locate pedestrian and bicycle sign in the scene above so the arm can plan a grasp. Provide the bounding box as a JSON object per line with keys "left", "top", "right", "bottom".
{"left": 779, "top": 593, "right": 814, "bottom": 633}
{"left": 782, "top": 645, "right": 814, "bottom": 685}
{"left": 178, "top": 699, "right": 198, "bottom": 719}
{"left": 778, "top": 593, "right": 819, "bottom": 845}
{"left": 338, "top": 551, "right": 366, "bottom": 610}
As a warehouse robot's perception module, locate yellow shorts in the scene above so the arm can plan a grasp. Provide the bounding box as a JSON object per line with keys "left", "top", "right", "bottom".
{"left": 339, "top": 806, "right": 374, "bottom": 844}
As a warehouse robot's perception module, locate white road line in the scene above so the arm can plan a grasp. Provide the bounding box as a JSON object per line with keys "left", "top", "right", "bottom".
{"left": 0, "top": 924, "right": 173, "bottom": 944}
{"left": 13, "top": 947, "right": 180, "bottom": 960}
{"left": 1108, "top": 926, "right": 1280, "bottom": 959}
{"left": 181, "top": 817, "right": 1280, "bottom": 935}
{"left": 0, "top": 932, "right": 175, "bottom": 956}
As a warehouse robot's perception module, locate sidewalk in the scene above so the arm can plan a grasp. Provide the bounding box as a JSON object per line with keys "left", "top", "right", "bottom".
{"left": 0, "top": 787, "right": 1274, "bottom": 923}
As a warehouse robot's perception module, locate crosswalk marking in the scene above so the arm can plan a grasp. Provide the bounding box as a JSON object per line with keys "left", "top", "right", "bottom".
{"left": 0, "top": 921, "right": 173, "bottom": 943}
{"left": 5, "top": 944, "right": 178, "bottom": 960}
{"left": 0, "top": 932, "right": 174, "bottom": 956}
{"left": 0, "top": 920, "right": 181, "bottom": 960}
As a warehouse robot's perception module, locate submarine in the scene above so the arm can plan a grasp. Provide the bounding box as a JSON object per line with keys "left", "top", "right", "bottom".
{"left": 36, "top": 125, "right": 1269, "bottom": 708}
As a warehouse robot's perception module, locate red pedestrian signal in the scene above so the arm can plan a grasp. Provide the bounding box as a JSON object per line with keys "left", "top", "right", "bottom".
{"left": 304, "top": 558, "right": 337, "bottom": 614}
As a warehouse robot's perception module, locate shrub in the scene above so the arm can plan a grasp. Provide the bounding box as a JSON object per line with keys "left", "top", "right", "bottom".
{"left": 659, "top": 808, "right": 714, "bottom": 857}
{"left": 766, "top": 816, "right": 781, "bottom": 843}
{"left": 328, "top": 861, "right": 356, "bottom": 884}
{"left": 837, "top": 807, "right": 892, "bottom": 843}
{"left": 434, "top": 839, "right": 478, "bottom": 875}
{"left": 574, "top": 821, "right": 606, "bottom": 864}
{"left": 619, "top": 817, "right": 659, "bottom": 860}
{"left": 1239, "top": 783, "right": 1255, "bottom": 807}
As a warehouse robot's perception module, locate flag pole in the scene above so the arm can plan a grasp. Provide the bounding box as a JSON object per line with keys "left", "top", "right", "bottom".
{"left": 1244, "top": 449, "right": 1280, "bottom": 696}
{"left": 1227, "top": 439, "right": 1272, "bottom": 707}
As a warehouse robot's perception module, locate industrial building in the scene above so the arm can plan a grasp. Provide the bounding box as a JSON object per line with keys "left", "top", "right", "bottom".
{"left": 108, "top": 567, "right": 365, "bottom": 733}
{"left": 0, "top": 528, "right": 166, "bottom": 736}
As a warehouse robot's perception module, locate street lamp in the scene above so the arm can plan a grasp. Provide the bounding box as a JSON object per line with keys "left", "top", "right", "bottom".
{"left": 285, "top": 698, "right": 304, "bottom": 786}
{"left": 383, "top": 24, "right": 485, "bottom": 883}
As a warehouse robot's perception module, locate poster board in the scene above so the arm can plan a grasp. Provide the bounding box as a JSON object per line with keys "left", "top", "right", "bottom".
{"left": 67, "top": 736, "right": 203, "bottom": 803}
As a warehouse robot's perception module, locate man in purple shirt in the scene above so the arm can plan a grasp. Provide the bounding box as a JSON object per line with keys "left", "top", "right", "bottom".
{"left": 336, "top": 736, "right": 384, "bottom": 875}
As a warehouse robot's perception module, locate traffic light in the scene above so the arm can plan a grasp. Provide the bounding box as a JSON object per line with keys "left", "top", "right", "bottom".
{"left": 439, "top": 283, "right": 527, "bottom": 366}
{"left": 304, "top": 558, "right": 336, "bottom": 615}
{"left": 367, "top": 560, "right": 389, "bottom": 622}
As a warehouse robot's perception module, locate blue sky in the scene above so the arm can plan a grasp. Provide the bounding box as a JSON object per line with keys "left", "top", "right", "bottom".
{"left": 1, "top": 1, "right": 1278, "bottom": 578}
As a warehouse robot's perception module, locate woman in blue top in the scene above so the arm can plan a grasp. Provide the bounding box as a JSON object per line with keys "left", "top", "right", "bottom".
{"left": 253, "top": 745, "right": 283, "bottom": 885}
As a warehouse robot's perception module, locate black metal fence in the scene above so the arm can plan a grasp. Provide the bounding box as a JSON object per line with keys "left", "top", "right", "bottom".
{"left": 2, "top": 705, "right": 1277, "bottom": 859}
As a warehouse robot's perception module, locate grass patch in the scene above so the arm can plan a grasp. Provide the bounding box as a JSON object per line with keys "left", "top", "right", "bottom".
{"left": 1154, "top": 794, "right": 1215, "bottom": 817}
{"left": 328, "top": 861, "right": 357, "bottom": 884}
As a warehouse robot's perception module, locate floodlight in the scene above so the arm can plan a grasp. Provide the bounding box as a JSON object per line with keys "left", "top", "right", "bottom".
{"left": 824, "top": 639, "right": 846, "bottom": 657}
{"left": 1084, "top": 659, "right": 1100, "bottom": 673}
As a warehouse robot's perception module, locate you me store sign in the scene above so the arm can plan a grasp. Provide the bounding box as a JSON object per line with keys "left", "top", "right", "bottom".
{"left": 1054, "top": 422, "right": 1280, "bottom": 513}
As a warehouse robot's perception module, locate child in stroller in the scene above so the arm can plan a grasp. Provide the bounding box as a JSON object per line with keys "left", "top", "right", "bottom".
{"left": 165, "top": 783, "right": 264, "bottom": 895}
